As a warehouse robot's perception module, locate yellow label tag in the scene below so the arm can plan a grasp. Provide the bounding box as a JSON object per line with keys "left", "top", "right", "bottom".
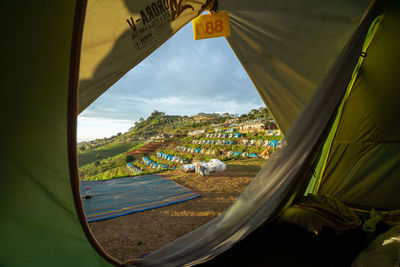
{"left": 192, "top": 12, "right": 230, "bottom": 40}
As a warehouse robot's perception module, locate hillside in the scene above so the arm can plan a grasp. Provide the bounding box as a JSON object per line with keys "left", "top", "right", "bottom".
{"left": 79, "top": 108, "right": 283, "bottom": 260}
{"left": 78, "top": 108, "right": 280, "bottom": 180}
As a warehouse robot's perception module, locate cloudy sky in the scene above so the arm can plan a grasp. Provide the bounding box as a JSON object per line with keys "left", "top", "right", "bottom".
{"left": 78, "top": 21, "right": 264, "bottom": 142}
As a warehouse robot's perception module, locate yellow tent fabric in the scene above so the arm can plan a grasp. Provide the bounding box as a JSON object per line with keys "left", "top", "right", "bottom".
{"left": 78, "top": 0, "right": 209, "bottom": 112}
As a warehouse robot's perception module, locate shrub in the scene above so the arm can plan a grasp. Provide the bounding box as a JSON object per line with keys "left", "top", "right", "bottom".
{"left": 125, "top": 154, "right": 135, "bottom": 163}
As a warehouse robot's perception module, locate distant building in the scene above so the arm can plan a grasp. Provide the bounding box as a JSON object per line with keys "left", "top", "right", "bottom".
{"left": 267, "top": 120, "right": 278, "bottom": 130}
{"left": 172, "top": 134, "right": 187, "bottom": 138}
{"left": 239, "top": 121, "right": 266, "bottom": 133}
{"left": 226, "top": 118, "right": 239, "bottom": 124}
{"left": 193, "top": 114, "right": 216, "bottom": 123}
{"left": 188, "top": 129, "right": 206, "bottom": 136}
{"left": 156, "top": 133, "right": 169, "bottom": 139}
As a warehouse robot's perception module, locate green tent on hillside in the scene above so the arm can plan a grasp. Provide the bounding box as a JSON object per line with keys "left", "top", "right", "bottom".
{"left": 1, "top": 0, "right": 400, "bottom": 266}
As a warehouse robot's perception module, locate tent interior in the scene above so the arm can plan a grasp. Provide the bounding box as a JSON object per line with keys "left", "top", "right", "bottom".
{"left": 1, "top": 0, "right": 399, "bottom": 266}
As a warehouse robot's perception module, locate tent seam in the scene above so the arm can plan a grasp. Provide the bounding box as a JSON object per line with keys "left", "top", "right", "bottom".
{"left": 314, "top": 14, "right": 384, "bottom": 194}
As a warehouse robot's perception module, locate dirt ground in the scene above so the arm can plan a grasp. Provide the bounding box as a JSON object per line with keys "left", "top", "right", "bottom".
{"left": 88, "top": 158, "right": 266, "bottom": 262}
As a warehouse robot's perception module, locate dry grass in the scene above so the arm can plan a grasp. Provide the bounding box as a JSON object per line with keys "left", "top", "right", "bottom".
{"left": 88, "top": 158, "right": 266, "bottom": 262}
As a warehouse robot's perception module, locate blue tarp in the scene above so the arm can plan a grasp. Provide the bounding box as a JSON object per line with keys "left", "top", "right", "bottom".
{"left": 81, "top": 175, "right": 201, "bottom": 222}
{"left": 249, "top": 153, "right": 258, "bottom": 157}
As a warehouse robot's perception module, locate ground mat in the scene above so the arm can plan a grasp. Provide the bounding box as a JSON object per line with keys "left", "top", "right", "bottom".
{"left": 81, "top": 175, "right": 201, "bottom": 222}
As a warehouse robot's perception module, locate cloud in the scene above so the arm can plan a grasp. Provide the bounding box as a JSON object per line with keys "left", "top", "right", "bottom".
{"left": 125, "top": 96, "right": 263, "bottom": 117}
{"left": 79, "top": 22, "right": 265, "bottom": 140}
{"left": 110, "top": 25, "right": 257, "bottom": 102}
{"left": 77, "top": 117, "right": 135, "bottom": 142}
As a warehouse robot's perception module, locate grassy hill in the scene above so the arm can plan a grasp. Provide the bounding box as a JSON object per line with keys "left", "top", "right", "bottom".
{"left": 77, "top": 111, "right": 191, "bottom": 179}
{"left": 77, "top": 108, "right": 279, "bottom": 180}
{"left": 78, "top": 142, "right": 136, "bottom": 167}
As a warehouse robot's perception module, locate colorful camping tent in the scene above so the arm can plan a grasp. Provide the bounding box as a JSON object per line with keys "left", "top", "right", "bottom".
{"left": 2, "top": 0, "right": 400, "bottom": 266}
{"left": 269, "top": 140, "right": 279, "bottom": 148}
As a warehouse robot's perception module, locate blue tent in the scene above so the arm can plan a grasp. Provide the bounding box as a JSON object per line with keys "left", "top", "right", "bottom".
{"left": 234, "top": 133, "right": 242, "bottom": 138}
{"left": 195, "top": 148, "right": 201, "bottom": 153}
{"left": 249, "top": 153, "right": 258, "bottom": 158}
{"left": 269, "top": 140, "right": 279, "bottom": 147}
{"left": 142, "top": 157, "right": 153, "bottom": 165}
{"left": 233, "top": 151, "right": 240, "bottom": 157}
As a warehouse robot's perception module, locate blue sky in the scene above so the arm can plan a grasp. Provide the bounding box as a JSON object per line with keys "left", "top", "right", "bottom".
{"left": 78, "top": 21, "right": 264, "bottom": 142}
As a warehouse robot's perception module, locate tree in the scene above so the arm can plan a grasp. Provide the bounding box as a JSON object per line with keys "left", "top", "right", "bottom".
{"left": 223, "top": 112, "right": 232, "bottom": 118}
{"left": 150, "top": 110, "right": 165, "bottom": 118}
{"left": 251, "top": 109, "right": 260, "bottom": 115}
{"left": 139, "top": 117, "right": 144, "bottom": 123}
{"left": 125, "top": 154, "right": 135, "bottom": 163}
{"left": 260, "top": 107, "right": 270, "bottom": 119}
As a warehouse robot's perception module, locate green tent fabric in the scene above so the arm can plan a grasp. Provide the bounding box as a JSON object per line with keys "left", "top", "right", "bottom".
{"left": 316, "top": 6, "right": 400, "bottom": 210}
{"left": 137, "top": 2, "right": 384, "bottom": 265}
{"left": 222, "top": 0, "right": 371, "bottom": 133}
{"left": 0, "top": 1, "right": 113, "bottom": 266}
{"left": 2, "top": 0, "right": 400, "bottom": 266}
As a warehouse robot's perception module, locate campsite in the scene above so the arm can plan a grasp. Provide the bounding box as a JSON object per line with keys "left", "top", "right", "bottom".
{"left": 3, "top": 0, "right": 400, "bottom": 266}
{"left": 88, "top": 158, "right": 265, "bottom": 261}
{"left": 76, "top": 110, "right": 280, "bottom": 259}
